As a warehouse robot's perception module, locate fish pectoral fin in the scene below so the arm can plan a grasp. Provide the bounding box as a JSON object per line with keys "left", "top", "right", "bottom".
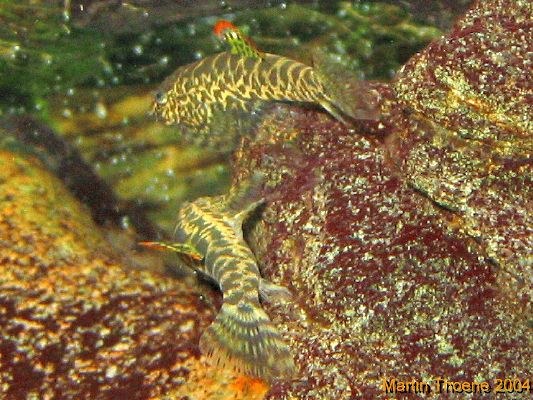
{"left": 139, "top": 241, "right": 203, "bottom": 262}
{"left": 233, "top": 197, "right": 266, "bottom": 226}
{"left": 318, "top": 99, "right": 347, "bottom": 125}
{"left": 227, "top": 172, "right": 267, "bottom": 224}
{"left": 259, "top": 279, "right": 292, "bottom": 304}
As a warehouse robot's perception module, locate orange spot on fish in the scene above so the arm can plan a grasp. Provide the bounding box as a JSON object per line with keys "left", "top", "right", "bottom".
{"left": 229, "top": 375, "right": 269, "bottom": 396}
{"left": 213, "top": 19, "right": 238, "bottom": 38}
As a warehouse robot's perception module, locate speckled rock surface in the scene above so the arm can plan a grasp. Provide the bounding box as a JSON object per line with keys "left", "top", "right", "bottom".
{"left": 234, "top": 107, "right": 530, "bottom": 399}
{"left": 391, "top": 0, "right": 531, "bottom": 295}
{"left": 228, "top": 0, "right": 531, "bottom": 397}
{"left": 0, "top": 150, "right": 266, "bottom": 400}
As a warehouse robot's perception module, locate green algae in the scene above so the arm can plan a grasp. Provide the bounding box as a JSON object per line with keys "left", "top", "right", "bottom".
{"left": 234, "top": 2, "right": 441, "bottom": 79}
{"left": 0, "top": 1, "right": 106, "bottom": 116}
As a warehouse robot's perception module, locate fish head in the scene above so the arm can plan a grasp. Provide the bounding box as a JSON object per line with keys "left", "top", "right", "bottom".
{"left": 151, "top": 89, "right": 174, "bottom": 123}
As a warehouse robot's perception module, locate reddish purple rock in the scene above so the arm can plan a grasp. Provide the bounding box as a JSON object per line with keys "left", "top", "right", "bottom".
{"left": 230, "top": 0, "right": 531, "bottom": 397}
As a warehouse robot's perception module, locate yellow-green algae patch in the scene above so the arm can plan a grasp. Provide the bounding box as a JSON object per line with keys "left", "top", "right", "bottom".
{"left": 0, "top": 150, "right": 107, "bottom": 265}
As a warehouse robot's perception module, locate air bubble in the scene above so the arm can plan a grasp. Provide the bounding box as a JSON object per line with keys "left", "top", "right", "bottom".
{"left": 133, "top": 44, "right": 143, "bottom": 55}
{"left": 62, "top": 108, "right": 73, "bottom": 118}
{"left": 120, "top": 216, "right": 131, "bottom": 230}
{"left": 165, "top": 169, "right": 175, "bottom": 177}
{"left": 42, "top": 54, "right": 53, "bottom": 66}
{"left": 187, "top": 24, "right": 196, "bottom": 36}
{"left": 95, "top": 102, "right": 108, "bottom": 119}
{"left": 103, "top": 63, "right": 113, "bottom": 74}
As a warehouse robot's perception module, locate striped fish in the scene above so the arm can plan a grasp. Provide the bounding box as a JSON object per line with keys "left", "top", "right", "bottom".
{"left": 153, "top": 51, "right": 359, "bottom": 130}
{"left": 141, "top": 176, "right": 295, "bottom": 381}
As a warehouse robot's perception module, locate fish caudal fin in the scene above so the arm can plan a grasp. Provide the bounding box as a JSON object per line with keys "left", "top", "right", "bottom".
{"left": 199, "top": 300, "right": 296, "bottom": 381}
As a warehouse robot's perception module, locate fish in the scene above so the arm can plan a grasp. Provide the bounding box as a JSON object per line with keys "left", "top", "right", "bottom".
{"left": 213, "top": 19, "right": 264, "bottom": 60}
{"left": 152, "top": 50, "right": 357, "bottom": 129}
{"left": 140, "top": 175, "right": 296, "bottom": 381}
{"left": 152, "top": 21, "right": 380, "bottom": 148}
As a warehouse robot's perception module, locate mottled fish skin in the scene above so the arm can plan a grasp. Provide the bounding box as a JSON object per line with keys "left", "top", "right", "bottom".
{"left": 172, "top": 192, "right": 295, "bottom": 381}
{"left": 152, "top": 51, "right": 347, "bottom": 129}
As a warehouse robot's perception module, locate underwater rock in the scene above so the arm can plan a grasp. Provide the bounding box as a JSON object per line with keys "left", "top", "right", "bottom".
{"left": 391, "top": 0, "right": 531, "bottom": 296}
{"left": 233, "top": 106, "right": 530, "bottom": 398}
{"left": 0, "top": 115, "right": 133, "bottom": 229}
{"left": 228, "top": 0, "right": 531, "bottom": 397}
{"left": 0, "top": 149, "right": 266, "bottom": 399}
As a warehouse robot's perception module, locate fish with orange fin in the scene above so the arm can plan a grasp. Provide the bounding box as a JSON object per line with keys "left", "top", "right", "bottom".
{"left": 213, "top": 19, "right": 265, "bottom": 60}
{"left": 140, "top": 174, "right": 296, "bottom": 381}
{"left": 152, "top": 20, "right": 379, "bottom": 144}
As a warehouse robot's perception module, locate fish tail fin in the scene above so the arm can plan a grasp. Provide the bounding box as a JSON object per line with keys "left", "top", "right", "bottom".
{"left": 199, "top": 298, "right": 295, "bottom": 381}
{"left": 312, "top": 49, "right": 382, "bottom": 122}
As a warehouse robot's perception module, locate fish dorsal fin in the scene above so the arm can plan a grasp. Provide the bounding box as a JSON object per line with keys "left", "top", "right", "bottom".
{"left": 312, "top": 48, "right": 381, "bottom": 121}
{"left": 214, "top": 20, "right": 264, "bottom": 60}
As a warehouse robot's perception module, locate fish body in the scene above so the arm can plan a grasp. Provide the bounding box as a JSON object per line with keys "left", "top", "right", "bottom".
{"left": 153, "top": 51, "right": 347, "bottom": 129}
{"left": 142, "top": 179, "right": 295, "bottom": 381}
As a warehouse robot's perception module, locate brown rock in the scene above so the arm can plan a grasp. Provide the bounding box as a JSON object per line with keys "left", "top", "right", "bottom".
{"left": 0, "top": 150, "right": 265, "bottom": 399}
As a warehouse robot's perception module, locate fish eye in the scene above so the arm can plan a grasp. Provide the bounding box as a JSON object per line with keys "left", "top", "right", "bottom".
{"left": 155, "top": 91, "right": 167, "bottom": 105}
